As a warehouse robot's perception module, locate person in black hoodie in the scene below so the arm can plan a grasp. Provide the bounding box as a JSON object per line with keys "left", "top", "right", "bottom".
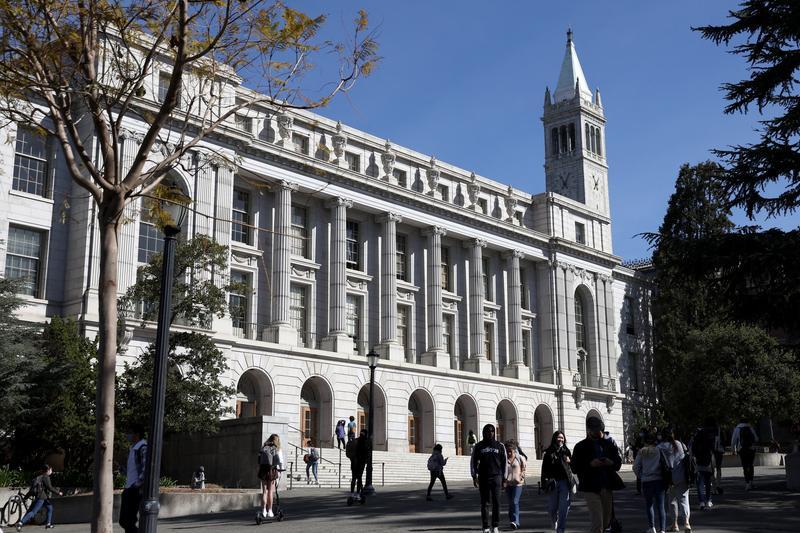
{"left": 541, "top": 431, "right": 573, "bottom": 533}
{"left": 470, "top": 424, "right": 508, "bottom": 533}
{"left": 571, "top": 417, "right": 624, "bottom": 533}
{"left": 346, "top": 429, "right": 370, "bottom": 502}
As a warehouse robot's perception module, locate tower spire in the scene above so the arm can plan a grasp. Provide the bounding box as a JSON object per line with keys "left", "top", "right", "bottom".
{"left": 553, "top": 28, "right": 592, "bottom": 103}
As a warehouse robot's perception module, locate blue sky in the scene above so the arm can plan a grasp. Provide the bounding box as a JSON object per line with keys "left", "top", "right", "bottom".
{"left": 294, "top": 0, "right": 798, "bottom": 261}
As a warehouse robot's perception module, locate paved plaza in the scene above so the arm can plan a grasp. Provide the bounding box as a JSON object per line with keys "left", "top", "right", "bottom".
{"left": 21, "top": 467, "right": 800, "bottom": 532}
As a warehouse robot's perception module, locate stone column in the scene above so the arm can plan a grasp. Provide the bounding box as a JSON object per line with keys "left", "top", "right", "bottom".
{"left": 375, "top": 213, "right": 404, "bottom": 362}
{"left": 422, "top": 226, "right": 448, "bottom": 368}
{"left": 603, "top": 275, "right": 617, "bottom": 390}
{"left": 213, "top": 158, "right": 237, "bottom": 336}
{"left": 265, "top": 180, "right": 298, "bottom": 345}
{"left": 321, "top": 197, "right": 354, "bottom": 353}
{"left": 503, "top": 249, "right": 528, "bottom": 380}
{"left": 463, "top": 238, "right": 491, "bottom": 374}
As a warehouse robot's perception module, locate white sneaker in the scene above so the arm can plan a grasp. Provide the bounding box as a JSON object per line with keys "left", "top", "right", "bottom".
{"left": 266, "top": 509, "right": 274, "bottom": 518}
{"left": 707, "top": 501, "right": 714, "bottom": 509}
{"left": 482, "top": 529, "right": 490, "bottom": 533}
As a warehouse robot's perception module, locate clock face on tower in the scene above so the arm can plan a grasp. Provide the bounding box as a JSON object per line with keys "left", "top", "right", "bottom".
{"left": 555, "top": 172, "right": 570, "bottom": 195}
{"left": 591, "top": 173, "right": 605, "bottom": 211}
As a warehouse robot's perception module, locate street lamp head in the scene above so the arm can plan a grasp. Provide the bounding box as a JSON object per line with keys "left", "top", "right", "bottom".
{"left": 157, "top": 186, "right": 191, "bottom": 236}
{"left": 367, "top": 348, "right": 379, "bottom": 369}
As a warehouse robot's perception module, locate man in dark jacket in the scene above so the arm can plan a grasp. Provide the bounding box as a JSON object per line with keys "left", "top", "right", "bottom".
{"left": 470, "top": 424, "right": 508, "bottom": 533}
{"left": 347, "top": 429, "right": 370, "bottom": 501}
{"left": 571, "top": 417, "right": 624, "bottom": 533}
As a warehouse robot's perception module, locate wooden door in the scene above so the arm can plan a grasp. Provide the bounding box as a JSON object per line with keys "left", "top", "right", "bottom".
{"left": 358, "top": 409, "right": 367, "bottom": 436}
{"left": 301, "top": 407, "right": 319, "bottom": 443}
{"left": 408, "top": 415, "right": 418, "bottom": 453}
{"left": 236, "top": 400, "right": 256, "bottom": 418}
{"left": 454, "top": 419, "right": 463, "bottom": 455}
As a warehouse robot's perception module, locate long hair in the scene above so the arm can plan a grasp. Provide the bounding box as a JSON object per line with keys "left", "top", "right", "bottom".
{"left": 549, "top": 430, "right": 567, "bottom": 449}
{"left": 264, "top": 433, "right": 281, "bottom": 450}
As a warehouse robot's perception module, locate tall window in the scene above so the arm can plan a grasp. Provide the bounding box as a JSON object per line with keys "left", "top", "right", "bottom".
{"left": 345, "top": 152, "right": 360, "bottom": 172}
{"left": 438, "top": 184, "right": 450, "bottom": 202}
{"left": 393, "top": 169, "right": 407, "bottom": 188}
{"left": 522, "top": 330, "right": 532, "bottom": 367}
{"left": 625, "top": 296, "right": 636, "bottom": 335}
{"left": 346, "top": 221, "right": 360, "bottom": 270}
{"left": 232, "top": 189, "right": 252, "bottom": 245}
{"left": 396, "top": 234, "right": 408, "bottom": 281}
{"left": 478, "top": 198, "right": 488, "bottom": 215}
{"left": 397, "top": 305, "right": 409, "bottom": 349}
{"left": 234, "top": 114, "right": 252, "bottom": 133}
{"left": 290, "top": 284, "right": 307, "bottom": 346}
{"left": 568, "top": 123, "right": 576, "bottom": 151}
{"left": 441, "top": 247, "right": 451, "bottom": 291}
{"left": 346, "top": 294, "right": 361, "bottom": 354}
{"left": 5, "top": 226, "right": 44, "bottom": 296}
{"left": 482, "top": 257, "right": 491, "bottom": 300}
{"left": 483, "top": 322, "right": 493, "bottom": 361}
{"left": 292, "top": 133, "right": 309, "bottom": 155}
{"left": 229, "top": 270, "right": 250, "bottom": 330}
{"left": 575, "top": 294, "right": 587, "bottom": 350}
{"left": 13, "top": 126, "right": 49, "bottom": 197}
{"left": 158, "top": 72, "right": 181, "bottom": 109}
{"left": 138, "top": 196, "right": 161, "bottom": 264}
{"left": 551, "top": 128, "right": 559, "bottom": 156}
{"left": 443, "top": 315, "right": 454, "bottom": 356}
{"left": 628, "top": 352, "right": 640, "bottom": 392}
{"left": 575, "top": 222, "right": 586, "bottom": 245}
{"left": 290, "top": 205, "right": 308, "bottom": 258}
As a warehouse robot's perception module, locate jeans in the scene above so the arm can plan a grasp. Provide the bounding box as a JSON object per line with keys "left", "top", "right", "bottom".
{"left": 547, "top": 479, "right": 571, "bottom": 533}
{"left": 20, "top": 498, "right": 53, "bottom": 525}
{"left": 350, "top": 463, "right": 365, "bottom": 494}
{"left": 306, "top": 461, "right": 318, "bottom": 482}
{"left": 119, "top": 486, "right": 142, "bottom": 533}
{"left": 667, "top": 483, "right": 691, "bottom": 525}
{"left": 584, "top": 489, "right": 613, "bottom": 533}
{"left": 337, "top": 436, "right": 346, "bottom": 449}
{"left": 478, "top": 475, "right": 502, "bottom": 529}
{"left": 696, "top": 470, "right": 713, "bottom": 504}
{"left": 642, "top": 479, "right": 667, "bottom": 532}
{"left": 427, "top": 471, "right": 449, "bottom": 497}
{"left": 505, "top": 484, "right": 523, "bottom": 526}
{"left": 740, "top": 448, "right": 755, "bottom": 483}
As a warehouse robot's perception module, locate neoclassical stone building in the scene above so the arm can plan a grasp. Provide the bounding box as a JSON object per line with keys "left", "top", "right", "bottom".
{"left": 0, "top": 32, "right": 653, "bottom": 461}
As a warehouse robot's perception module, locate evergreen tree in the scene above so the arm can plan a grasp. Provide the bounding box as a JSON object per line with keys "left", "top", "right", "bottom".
{"left": 695, "top": 0, "right": 800, "bottom": 217}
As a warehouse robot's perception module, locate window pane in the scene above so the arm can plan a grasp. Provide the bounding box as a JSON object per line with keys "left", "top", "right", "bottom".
{"left": 483, "top": 323, "right": 492, "bottom": 360}
{"left": 443, "top": 315, "right": 453, "bottom": 355}
{"left": 396, "top": 234, "right": 407, "bottom": 281}
{"left": 5, "top": 226, "right": 43, "bottom": 296}
{"left": 397, "top": 305, "right": 408, "bottom": 347}
{"left": 519, "top": 268, "right": 528, "bottom": 309}
{"left": 290, "top": 205, "right": 308, "bottom": 258}
{"left": 346, "top": 221, "right": 360, "bottom": 270}
{"left": 482, "top": 257, "right": 490, "bottom": 299}
{"left": 138, "top": 222, "right": 162, "bottom": 264}
{"left": 346, "top": 294, "right": 360, "bottom": 353}
{"left": 292, "top": 133, "right": 309, "bottom": 155}
{"left": 393, "top": 169, "right": 407, "bottom": 187}
{"left": 441, "top": 247, "right": 450, "bottom": 291}
{"left": 232, "top": 189, "right": 251, "bottom": 245}
{"left": 345, "top": 152, "right": 360, "bottom": 172}
{"left": 575, "top": 296, "right": 585, "bottom": 349}
{"left": 290, "top": 285, "right": 307, "bottom": 346}
{"left": 229, "top": 270, "right": 250, "bottom": 329}
{"left": 13, "top": 126, "right": 48, "bottom": 197}
{"left": 438, "top": 184, "right": 449, "bottom": 202}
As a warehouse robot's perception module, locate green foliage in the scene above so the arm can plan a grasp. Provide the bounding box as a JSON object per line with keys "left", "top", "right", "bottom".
{"left": 661, "top": 323, "right": 800, "bottom": 428}
{"left": 120, "top": 234, "right": 239, "bottom": 327}
{"left": 695, "top": 0, "right": 800, "bottom": 218}
{"left": 159, "top": 476, "right": 178, "bottom": 487}
{"left": 117, "top": 332, "right": 234, "bottom": 434}
{"left": 11, "top": 317, "right": 97, "bottom": 471}
{"left": 0, "top": 465, "right": 27, "bottom": 488}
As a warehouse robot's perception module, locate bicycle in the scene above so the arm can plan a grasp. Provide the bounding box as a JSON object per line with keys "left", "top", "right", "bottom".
{"left": 0, "top": 488, "right": 45, "bottom": 527}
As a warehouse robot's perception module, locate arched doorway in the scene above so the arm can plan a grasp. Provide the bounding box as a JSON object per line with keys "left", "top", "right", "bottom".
{"left": 408, "top": 389, "right": 435, "bottom": 453}
{"left": 357, "top": 383, "right": 388, "bottom": 451}
{"left": 300, "top": 377, "right": 334, "bottom": 447}
{"left": 495, "top": 399, "right": 518, "bottom": 443}
{"left": 454, "top": 395, "right": 479, "bottom": 455}
{"left": 534, "top": 404, "right": 554, "bottom": 459}
{"left": 236, "top": 369, "right": 273, "bottom": 417}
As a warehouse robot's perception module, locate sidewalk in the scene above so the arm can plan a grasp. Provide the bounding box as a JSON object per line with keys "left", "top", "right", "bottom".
{"left": 19, "top": 467, "right": 800, "bottom": 532}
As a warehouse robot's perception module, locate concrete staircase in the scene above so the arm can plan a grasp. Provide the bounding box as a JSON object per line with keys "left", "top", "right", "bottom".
{"left": 284, "top": 447, "right": 544, "bottom": 490}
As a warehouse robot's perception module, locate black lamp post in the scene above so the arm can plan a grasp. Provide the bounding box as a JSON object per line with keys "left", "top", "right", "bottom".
{"left": 140, "top": 191, "right": 188, "bottom": 533}
{"left": 363, "top": 349, "right": 379, "bottom": 495}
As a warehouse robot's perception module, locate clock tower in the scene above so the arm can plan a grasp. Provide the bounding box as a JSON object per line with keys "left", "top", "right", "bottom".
{"left": 543, "top": 29, "right": 609, "bottom": 217}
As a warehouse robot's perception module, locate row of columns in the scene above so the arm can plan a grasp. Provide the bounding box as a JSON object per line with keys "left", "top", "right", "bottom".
{"left": 263, "top": 183, "right": 531, "bottom": 378}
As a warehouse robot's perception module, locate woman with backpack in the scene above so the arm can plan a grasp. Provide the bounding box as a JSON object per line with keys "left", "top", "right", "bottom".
{"left": 258, "top": 434, "right": 284, "bottom": 520}
{"left": 541, "top": 431, "right": 573, "bottom": 533}
{"left": 305, "top": 439, "right": 319, "bottom": 485}
{"left": 503, "top": 441, "right": 526, "bottom": 530}
{"left": 634, "top": 432, "right": 668, "bottom": 533}
{"left": 658, "top": 428, "right": 692, "bottom": 532}
{"left": 15, "top": 464, "right": 62, "bottom": 530}
{"left": 426, "top": 443, "right": 452, "bottom": 501}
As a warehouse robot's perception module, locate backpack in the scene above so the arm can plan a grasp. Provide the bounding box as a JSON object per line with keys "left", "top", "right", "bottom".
{"left": 740, "top": 426, "right": 756, "bottom": 449}
{"left": 427, "top": 454, "right": 439, "bottom": 472}
{"left": 658, "top": 448, "right": 673, "bottom": 486}
{"left": 28, "top": 475, "right": 44, "bottom": 499}
{"left": 678, "top": 442, "right": 695, "bottom": 485}
{"left": 259, "top": 445, "right": 278, "bottom": 466}
{"left": 345, "top": 439, "right": 357, "bottom": 460}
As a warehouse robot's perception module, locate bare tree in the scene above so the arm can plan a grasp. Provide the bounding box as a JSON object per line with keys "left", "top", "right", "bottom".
{"left": 0, "top": 2, "right": 378, "bottom": 531}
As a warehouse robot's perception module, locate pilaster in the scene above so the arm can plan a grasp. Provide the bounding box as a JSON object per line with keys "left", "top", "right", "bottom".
{"left": 265, "top": 180, "right": 298, "bottom": 345}
{"left": 463, "top": 238, "right": 490, "bottom": 374}
{"left": 421, "top": 226, "right": 448, "bottom": 368}
{"left": 376, "top": 212, "right": 404, "bottom": 363}
{"left": 503, "top": 249, "right": 528, "bottom": 380}
{"left": 321, "top": 197, "right": 354, "bottom": 354}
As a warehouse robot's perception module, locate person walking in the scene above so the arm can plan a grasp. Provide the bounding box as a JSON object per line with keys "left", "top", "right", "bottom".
{"left": 467, "top": 430, "right": 478, "bottom": 455}
{"left": 571, "top": 416, "right": 624, "bottom": 533}
{"left": 731, "top": 418, "right": 758, "bottom": 490}
{"left": 634, "top": 432, "right": 668, "bottom": 533}
{"left": 470, "top": 424, "right": 508, "bottom": 533}
{"left": 503, "top": 441, "right": 526, "bottom": 530}
{"left": 119, "top": 424, "right": 147, "bottom": 533}
{"left": 659, "top": 428, "right": 692, "bottom": 532}
{"left": 691, "top": 419, "right": 716, "bottom": 510}
{"left": 426, "top": 443, "right": 453, "bottom": 501}
{"left": 258, "top": 434, "right": 284, "bottom": 520}
{"left": 541, "top": 431, "right": 573, "bottom": 533}
{"left": 346, "top": 429, "right": 369, "bottom": 502}
{"left": 305, "top": 439, "right": 319, "bottom": 485}
{"left": 15, "top": 464, "right": 62, "bottom": 531}
{"left": 335, "top": 420, "right": 347, "bottom": 449}
{"left": 347, "top": 416, "right": 357, "bottom": 442}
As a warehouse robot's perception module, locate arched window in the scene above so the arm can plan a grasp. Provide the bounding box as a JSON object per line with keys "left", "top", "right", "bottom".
{"left": 585, "top": 124, "right": 591, "bottom": 153}
{"left": 591, "top": 126, "right": 598, "bottom": 154}
{"left": 595, "top": 128, "right": 602, "bottom": 157}
{"left": 551, "top": 128, "right": 559, "bottom": 156}
{"left": 559, "top": 126, "right": 568, "bottom": 154}
{"left": 568, "top": 123, "right": 576, "bottom": 151}
{"left": 575, "top": 294, "right": 586, "bottom": 350}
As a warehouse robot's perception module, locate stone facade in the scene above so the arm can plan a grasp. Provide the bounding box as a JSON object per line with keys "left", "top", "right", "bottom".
{"left": 0, "top": 32, "right": 653, "bottom": 460}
